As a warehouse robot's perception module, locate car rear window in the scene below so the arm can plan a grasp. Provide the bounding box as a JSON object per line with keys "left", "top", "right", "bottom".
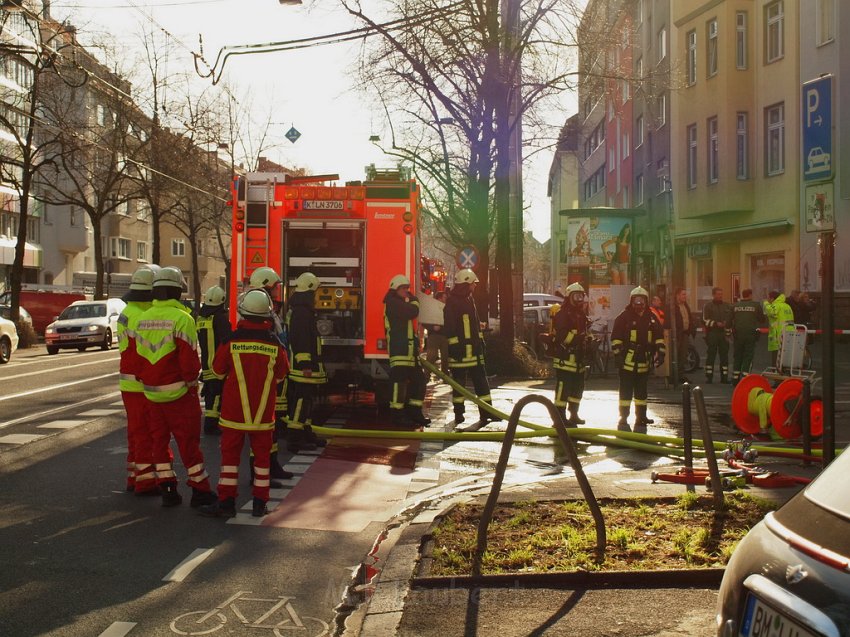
{"left": 60, "top": 304, "right": 107, "bottom": 320}
{"left": 804, "top": 444, "right": 850, "bottom": 520}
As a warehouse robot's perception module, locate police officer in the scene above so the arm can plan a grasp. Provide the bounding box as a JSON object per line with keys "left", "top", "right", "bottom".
{"left": 731, "top": 288, "right": 765, "bottom": 385}
{"left": 703, "top": 287, "right": 732, "bottom": 383}
{"left": 611, "top": 286, "right": 665, "bottom": 433}
{"left": 118, "top": 265, "right": 157, "bottom": 495}
{"left": 384, "top": 274, "right": 430, "bottom": 427}
{"left": 126, "top": 266, "right": 216, "bottom": 508}
{"left": 196, "top": 286, "right": 231, "bottom": 435}
{"left": 286, "top": 272, "right": 328, "bottom": 451}
{"left": 444, "top": 268, "right": 497, "bottom": 426}
{"left": 551, "top": 282, "right": 591, "bottom": 426}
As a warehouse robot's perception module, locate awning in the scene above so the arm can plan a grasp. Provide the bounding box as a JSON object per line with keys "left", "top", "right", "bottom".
{"left": 675, "top": 219, "right": 793, "bottom": 243}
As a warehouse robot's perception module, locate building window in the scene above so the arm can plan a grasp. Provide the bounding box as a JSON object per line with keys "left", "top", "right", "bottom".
{"left": 687, "top": 124, "right": 698, "bottom": 189}
{"left": 621, "top": 79, "right": 629, "bottom": 104}
{"left": 26, "top": 216, "right": 38, "bottom": 243}
{"left": 736, "top": 112, "right": 749, "bottom": 179}
{"left": 657, "top": 27, "right": 667, "bottom": 62}
{"left": 96, "top": 104, "right": 106, "bottom": 126}
{"left": 657, "top": 158, "right": 669, "bottom": 193}
{"left": 686, "top": 30, "right": 697, "bottom": 85}
{"left": 110, "top": 237, "right": 131, "bottom": 260}
{"left": 69, "top": 207, "right": 78, "bottom": 226}
{"left": 766, "top": 103, "right": 785, "bottom": 176}
{"left": 657, "top": 94, "right": 666, "bottom": 127}
{"left": 706, "top": 19, "right": 718, "bottom": 77}
{"left": 635, "top": 115, "right": 644, "bottom": 147}
{"left": 583, "top": 164, "right": 607, "bottom": 200}
{"left": 635, "top": 0, "right": 643, "bottom": 24}
{"left": 736, "top": 12, "right": 748, "bottom": 69}
{"left": 635, "top": 56, "right": 643, "bottom": 80}
{"left": 765, "top": 1, "right": 784, "bottom": 63}
{"left": 137, "top": 241, "right": 148, "bottom": 262}
{"left": 817, "top": 0, "right": 835, "bottom": 45}
{"left": 172, "top": 238, "right": 186, "bottom": 257}
{"left": 707, "top": 117, "right": 719, "bottom": 183}
{"left": 621, "top": 131, "right": 630, "bottom": 160}
{"left": 635, "top": 173, "right": 644, "bottom": 204}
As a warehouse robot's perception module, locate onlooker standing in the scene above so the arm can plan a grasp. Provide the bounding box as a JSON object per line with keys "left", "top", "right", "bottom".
{"left": 672, "top": 288, "right": 695, "bottom": 382}
{"left": 650, "top": 295, "right": 666, "bottom": 327}
{"left": 764, "top": 290, "right": 794, "bottom": 366}
{"left": 423, "top": 290, "right": 449, "bottom": 376}
{"left": 731, "top": 289, "right": 765, "bottom": 385}
{"left": 795, "top": 291, "right": 817, "bottom": 328}
{"left": 702, "top": 287, "right": 732, "bottom": 383}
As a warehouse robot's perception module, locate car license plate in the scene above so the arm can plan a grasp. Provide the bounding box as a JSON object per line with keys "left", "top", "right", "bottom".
{"left": 740, "top": 594, "right": 821, "bottom": 637}
{"left": 61, "top": 334, "right": 78, "bottom": 340}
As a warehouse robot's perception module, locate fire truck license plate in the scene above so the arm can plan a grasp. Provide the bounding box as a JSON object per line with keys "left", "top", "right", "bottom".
{"left": 303, "top": 200, "right": 343, "bottom": 210}
{"left": 739, "top": 594, "right": 819, "bottom": 637}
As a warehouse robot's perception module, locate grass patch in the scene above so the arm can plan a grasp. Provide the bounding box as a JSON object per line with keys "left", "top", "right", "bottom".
{"left": 428, "top": 493, "right": 777, "bottom": 575}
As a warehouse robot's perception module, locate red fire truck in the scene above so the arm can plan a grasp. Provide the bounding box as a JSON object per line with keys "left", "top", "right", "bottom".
{"left": 229, "top": 168, "right": 422, "bottom": 388}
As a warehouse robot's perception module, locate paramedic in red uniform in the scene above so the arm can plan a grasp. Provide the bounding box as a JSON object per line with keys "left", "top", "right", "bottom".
{"left": 199, "top": 290, "right": 289, "bottom": 518}
{"left": 127, "top": 266, "right": 216, "bottom": 508}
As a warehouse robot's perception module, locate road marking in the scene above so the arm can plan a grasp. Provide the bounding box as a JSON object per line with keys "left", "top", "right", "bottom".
{"left": 0, "top": 433, "right": 46, "bottom": 444}
{"left": 0, "top": 373, "right": 118, "bottom": 403}
{"left": 78, "top": 409, "right": 122, "bottom": 417}
{"left": 98, "top": 622, "right": 136, "bottom": 637}
{"left": 37, "top": 420, "right": 87, "bottom": 429}
{"left": 0, "top": 390, "right": 121, "bottom": 431}
{"left": 162, "top": 548, "right": 215, "bottom": 583}
{"left": 0, "top": 356, "right": 119, "bottom": 381}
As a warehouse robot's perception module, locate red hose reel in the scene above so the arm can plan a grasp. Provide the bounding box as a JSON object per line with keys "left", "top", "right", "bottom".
{"left": 731, "top": 374, "right": 823, "bottom": 439}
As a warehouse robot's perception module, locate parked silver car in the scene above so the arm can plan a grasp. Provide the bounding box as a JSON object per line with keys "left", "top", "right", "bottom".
{"left": 716, "top": 444, "right": 850, "bottom": 637}
{"left": 44, "top": 298, "right": 126, "bottom": 355}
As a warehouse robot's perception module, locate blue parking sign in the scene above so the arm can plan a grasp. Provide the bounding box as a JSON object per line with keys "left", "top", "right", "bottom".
{"left": 802, "top": 76, "right": 832, "bottom": 182}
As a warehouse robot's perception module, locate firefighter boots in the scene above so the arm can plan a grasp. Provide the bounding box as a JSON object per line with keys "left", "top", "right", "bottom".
{"left": 390, "top": 409, "right": 416, "bottom": 428}
{"left": 269, "top": 455, "right": 294, "bottom": 480}
{"left": 252, "top": 497, "right": 268, "bottom": 518}
{"left": 198, "top": 497, "right": 236, "bottom": 518}
{"left": 633, "top": 405, "right": 649, "bottom": 434}
{"left": 286, "top": 428, "right": 317, "bottom": 454}
{"left": 304, "top": 425, "right": 327, "bottom": 447}
{"left": 453, "top": 409, "right": 465, "bottom": 425}
{"left": 190, "top": 488, "right": 217, "bottom": 508}
{"left": 555, "top": 407, "right": 568, "bottom": 426}
{"left": 161, "top": 483, "right": 182, "bottom": 508}
{"left": 568, "top": 406, "right": 585, "bottom": 426}
{"left": 405, "top": 406, "right": 431, "bottom": 426}
{"left": 617, "top": 407, "right": 631, "bottom": 432}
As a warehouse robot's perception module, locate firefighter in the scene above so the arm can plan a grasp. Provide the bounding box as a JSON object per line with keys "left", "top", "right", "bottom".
{"left": 703, "top": 287, "right": 732, "bottom": 383}
{"left": 126, "top": 266, "right": 216, "bottom": 508}
{"left": 444, "top": 268, "right": 497, "bottom": 426}
{"left": 199, "top": 290, "right": 290, "bottom": 518}
{"left": 611, "top": 286, "right": 665, "bottom": 433}
{"left": 246, "top": 267, "right": 300, "bottom": 482}
{"left": 286, "top": 271, "right": 328, "bottom": 451}
{"left": 196, "top": 286, "right": 231, "bottom": 436}
{"left": 551, "top": 282, "right": 591, "bottom": 426}
{"left": 731, "top": 288, "right": 766, "bottom": 385}
{"left": 117, "top": 265, "right": 157, "bottom": 495}
{"left": 384, "top": 274, "right": 430, "bottom": 427}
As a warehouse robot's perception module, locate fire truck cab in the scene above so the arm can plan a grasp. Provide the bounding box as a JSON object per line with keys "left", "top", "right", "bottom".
{"left": 230, "top": 168, "right": 421, "bottom": 389}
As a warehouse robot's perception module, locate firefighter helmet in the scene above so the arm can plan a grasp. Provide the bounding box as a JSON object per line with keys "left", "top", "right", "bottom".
{"left": 249, "top": 266, "right": 281, "bottom": 290}
{"left": 294, "top": 272, "right": 320, "bottom": 292}
{"left": 630, "top": 286, "right": 649, "bottom": 300}
{"left": 238, "top": 289, "right": 273, "bottom": 318}
{"left": 455, "top": 268, "right": 479, "bottom": 284}
{"left": 565, "top": 282, "right": 585, "bottom": 306}
{"left": 389, "top": 274, "right": 410, "bottom": 290}
{"left": 203, "top": 286, "right": 226, "bottom": 307}
{"left": 129, "top": 267, "right": 155, "bottom": 291}
{"left": 153, "top": 266, "right": 184, "bottom": 289}
{"left": 565, "top": 282, "right": 585, "bottom": 295}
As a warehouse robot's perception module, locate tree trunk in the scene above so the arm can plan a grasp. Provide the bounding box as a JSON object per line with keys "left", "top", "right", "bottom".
{"left": 92, "top": 215, "right": 105, "bottom": 299}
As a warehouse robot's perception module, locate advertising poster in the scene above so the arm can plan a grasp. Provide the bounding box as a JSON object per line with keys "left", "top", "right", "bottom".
{"left": 567, "top": 216, "right": 633, "bottom": 286}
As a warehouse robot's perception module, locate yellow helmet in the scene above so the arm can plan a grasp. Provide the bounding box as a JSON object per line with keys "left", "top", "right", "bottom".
{"left": 203, "top": 286, "right": 226, "bottom": 306}
{"left": 389, "top": 274, "right": 410, "bottom": 290}
{"left": 295, "top": 272, "right": 320, "bottom": 292}
{"left": 455, "top": 268, "right": 479, "bottom": 285}
{"left": 249, "top": 266, "right": 281, "bottom": 289}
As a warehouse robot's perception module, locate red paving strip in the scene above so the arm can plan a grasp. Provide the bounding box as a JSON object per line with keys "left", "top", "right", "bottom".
{"left": 323, "top": 436, "right": 420, "bottom": 469}
{"left": 262, "top": 457, "right": 414, "bottom": 532}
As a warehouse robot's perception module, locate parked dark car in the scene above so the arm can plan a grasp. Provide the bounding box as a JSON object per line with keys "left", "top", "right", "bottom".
{"left": 716, "top": 444, "right": 850, "bottom": 637}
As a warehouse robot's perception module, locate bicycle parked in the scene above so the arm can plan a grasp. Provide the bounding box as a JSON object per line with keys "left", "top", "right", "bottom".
{"left": 585, "top": 320, "right": 611, "bottom": 378}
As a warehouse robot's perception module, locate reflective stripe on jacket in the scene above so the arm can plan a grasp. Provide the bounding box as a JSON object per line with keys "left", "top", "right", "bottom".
{"left": 286, "top": 290, "right": 327, "bottom": 384}
{"left": 611, "top": 307, "right": 665, "bottom": 373}
{"left": 196, "top": 307, "right": 231, "bottom": 380}
{"left": 444, "top": 283, "right": 485, "bottom": 368}
{"left": 383, "top": 288, "right": 420, "bottom": 367}
{"left": 552, "top": 303, "right": 590, "bottom": 373}
{"left": 117, "top": 301, "right": 151, "bottom": 393}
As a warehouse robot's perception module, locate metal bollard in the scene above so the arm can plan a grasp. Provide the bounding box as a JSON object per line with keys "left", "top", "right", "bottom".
{"left": 692, "top": 387, "right": 725, "bottom": 512}
{"left": 682, "top": 382, "right": 693, "bottom": 471}
{"left": 801, "top": 379, "right": 811, "bottom": 466}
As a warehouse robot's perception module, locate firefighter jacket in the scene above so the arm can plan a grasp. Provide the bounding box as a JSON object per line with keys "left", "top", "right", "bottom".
{"left": 611, "top": 307, "right": 665, "bottom": 373}
{"left": 196, "top": 305, "right": 232, "bottom": 380}
{"left": 443, "top": 283, "right": 485, "bottom": 368}
{"left": 127, "top": 298, "right": 201, "bottom": 403}
{"left": 731, "top": 300, "right": 765, "bottom": 339}
{"left": 764, "top": 294, "right": 795, "bottom": 351}
{"left": 285, "top": 290, "right": 326, "bottom": 384}
{"left": 703, "top": 300, "right": 733, "bottom": 333}
{"left": 211, "top": 319, "right": 289, "bottom": 431}
{"left": 117, "top": 297, "right": 151, "bottom": 393}
{"left": 383, "top": 289, "right": 420, "bottom": 367}
{"left": 551, "top": 302, "right": 591, "bottom": 373}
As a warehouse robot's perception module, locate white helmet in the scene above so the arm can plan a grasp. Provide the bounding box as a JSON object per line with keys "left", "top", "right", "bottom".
{"left": 295, "top": 272, "right": 320, "bottom": 292}
{"left": 238, "top": 289, "right": 273, "bottom": 318}
{"left": 455, "top": 268, "right": 479, "bottom": 285}
{"left": 153, "top": 266, "right": 184, "bottom": 289}
{"left": 630, "top": 286, "right": 649, "bottom": 300}
{"left": 129, "top": 267, "right": 155, "bottom": 291}
{"left": 249, "top": 266, "right": 281, "bottom": 289}
{"left": 565, "top": 282, "right": 585, "bottom": 295}
{"left": 389, "top": 274, "right": 410, "bottom": 290}
{"left": 204, "top": 285, "right": 226, "bottom": 307}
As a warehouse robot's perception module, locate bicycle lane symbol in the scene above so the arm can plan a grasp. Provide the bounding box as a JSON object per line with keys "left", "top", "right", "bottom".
{"left": 169, "top": 590, "right": 329, "bottom": 636}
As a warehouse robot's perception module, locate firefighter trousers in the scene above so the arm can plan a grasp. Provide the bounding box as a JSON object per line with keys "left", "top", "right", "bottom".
{"left": 217, "top": 427, "right": 273, "bottom": 502}
{"left": 389, "top": 362, "right": 427, "bottom": 411}
{"left": 147, "top": 391, "right": 212, "bottom": 492}
{"left": 705, "top": 329, "right": 729, "bottom": 379}
{"left": 201, "top": 378, "right": 222, "bottom": 430}
{"left": 618, "top": 369, "right": 649, "bottom": 413}
{"left": 122, "top": 390, "right": 155, "bottom": 492}
{"left": 287, "top": 380, "right": 321, "bottom": 425}
{"left": 450, "top": 364, "right": 492, "bottom": 418}
{"left": 554, "top": 369, "right": 585, "bottom": 410}
{"left": 733, "top": 336, "right": 757, "bottom": 381}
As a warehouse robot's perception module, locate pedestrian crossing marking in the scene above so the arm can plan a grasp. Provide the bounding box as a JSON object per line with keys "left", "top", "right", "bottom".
{"left": 37, "top": 420, "right": 87, "bottom": 429}
{"left": 79, "top": 409, "right": 122, "bottom": 417}
{"left": 0, "top": 433, "right": 46, "bottom": 444}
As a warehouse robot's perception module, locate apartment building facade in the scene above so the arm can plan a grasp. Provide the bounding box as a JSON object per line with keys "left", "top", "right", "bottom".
{"left": 548, "top": 115, "right": 580, "bottom": 285}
